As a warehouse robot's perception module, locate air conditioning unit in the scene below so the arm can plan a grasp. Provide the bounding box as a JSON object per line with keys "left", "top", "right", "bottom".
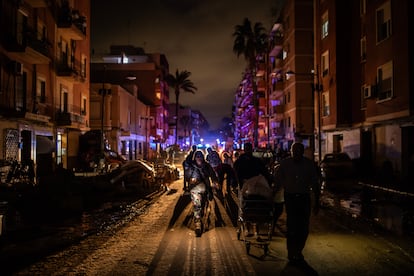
{"left": 363, "top": 84, "right": 372, "bottom": 98}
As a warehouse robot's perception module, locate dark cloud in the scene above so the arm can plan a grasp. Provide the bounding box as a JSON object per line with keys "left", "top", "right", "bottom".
{"left": 91, "top": 0, "right": 280, "bottom": 128}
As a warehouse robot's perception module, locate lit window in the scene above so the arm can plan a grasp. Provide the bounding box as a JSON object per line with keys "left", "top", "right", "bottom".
{"left": 321, "top": 12, "right": 329, "bottom": 39}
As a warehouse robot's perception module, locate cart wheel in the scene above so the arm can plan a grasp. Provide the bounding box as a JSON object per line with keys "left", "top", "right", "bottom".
{"left": 246, "top": 242, "right": 250, "bottom": 254}
{"left": 264, "top": 244, "right": 269, "bottom": 255}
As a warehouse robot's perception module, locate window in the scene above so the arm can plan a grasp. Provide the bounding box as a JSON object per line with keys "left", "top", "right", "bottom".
{"left": 37, "top": 21, "right": 47, "bottom": 42}
{"left": 322, "top": 91, "right": 330, "bottom": 116}
{"left": 376, "top": 61, "right": 393, "bottom": 101}
{"left": 360, "top": 85, "right": 369, "bottom": 109}
{"left": 321, "top": 51, "right": 329, "bottom": 77}
{"left": 17, "top": 10, "right": 28, "bottom": 45}
{"left": 81, "top": 97, "right": 87, "bottom": 115}
{"left": 15, "top": 72, "right": 26, "bottom": 111}
{"left": 60, "top": 39, "right": 69, "bottom": 65}
{"left": 81, "top": 55, "right": 87, "bottom": 78}
{"left": 376, "top": 1, "right": 391, "bottom": 43}
{"left": 360, "top": 36, "right": 366, "bottom": 62}
{"left": 60, "top": 84, "right": 69, "bottom": 112}
{"left": 37, "top": 78, "right": 46, "bottom": 103}
{"left": 321, "top": 12, "right": 329, "bottom": 39}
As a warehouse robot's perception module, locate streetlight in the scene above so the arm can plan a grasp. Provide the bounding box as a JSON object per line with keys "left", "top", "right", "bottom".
{"left": 285, "top": 67, "right": 323, "bottom": 163}
{"left": 99, "top": 65, "right": 111, "bottom": 162}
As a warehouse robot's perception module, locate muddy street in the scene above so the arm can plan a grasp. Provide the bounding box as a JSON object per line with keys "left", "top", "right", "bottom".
{"left": 10, "top": 177, "right": 414, "bottom": 275}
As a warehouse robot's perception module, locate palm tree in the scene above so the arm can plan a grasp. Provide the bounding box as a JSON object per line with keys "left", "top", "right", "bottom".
{"left": 233, "top": 17, "right": 268, "bottom": 147}
{"left": 165, "top": 69, "right": 197, "bottom": 145}
{"left": 180, "top": 115, "right": 191, "bottom": 145}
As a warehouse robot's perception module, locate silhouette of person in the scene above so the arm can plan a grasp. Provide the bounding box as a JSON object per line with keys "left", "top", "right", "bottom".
{"left": 275, "top": 142, "right": 320, "bottom": 268}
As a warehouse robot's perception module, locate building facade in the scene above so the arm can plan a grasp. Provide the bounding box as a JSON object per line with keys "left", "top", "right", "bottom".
{"left": 0, "top": 0, "right": 90, "bottom": 177}
{"left": 90, "top": 45, "right": 171, "bottom": 161}
{"left": 314, "top": 0, "right": 413, "bottom": 187}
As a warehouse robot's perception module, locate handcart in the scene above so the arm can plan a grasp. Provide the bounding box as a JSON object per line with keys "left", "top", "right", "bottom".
{"left": 237, "top": 195, "right": 274, "bottom": 255}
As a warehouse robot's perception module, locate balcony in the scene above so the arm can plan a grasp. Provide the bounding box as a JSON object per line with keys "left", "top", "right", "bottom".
{"left": 274, "top": 104, "right": 284, "bottom": 114}
{"left": 3, "top": 28, "right": 51, "bottom": 64}
{"left": 56, "top": 58, "right": 84, "bottom": 82}
{"left": 55, "top": 110, "right": 86, "bottom": 126}
{"left": 57, "top": 8, "right": 87, "bottom": 40}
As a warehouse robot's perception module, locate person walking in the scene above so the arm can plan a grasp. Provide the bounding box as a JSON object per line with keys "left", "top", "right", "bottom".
{"left": 233, "top": 143, "right": 271, "bottom": 188}
{"left": 274, "top": 142, "right": 320, "bottom": 270}
{"left": 222, "top": 151, "right": 234, "bottom": 167}
{"left": 206, "top": 147, "right": 222, "bottom": 171}
{"left": 183, "top": 145, "right": 197, "bottom": 191}
{"left": 234, "top": 142, "right": 273, "bottom": 235}
{"left": 187, "top": 150, "right": 217, "bottom": 236}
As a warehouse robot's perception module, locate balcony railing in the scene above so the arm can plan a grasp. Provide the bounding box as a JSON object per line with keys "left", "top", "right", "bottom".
{"left": 3, "top": 26, "right": 51, "bottom": 64}
{"left": 56, "top": 57, "right": 85, "bottom": 82}
{"left": 57, "top": 7, "right": 87, "bottom": 40}
{"left": 54, "top": 105, "right": 86, "bottom": 126}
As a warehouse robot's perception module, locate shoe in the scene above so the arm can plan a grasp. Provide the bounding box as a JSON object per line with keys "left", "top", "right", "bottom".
{"left": 288, "top": 259, "right": 318, "bottom": 275}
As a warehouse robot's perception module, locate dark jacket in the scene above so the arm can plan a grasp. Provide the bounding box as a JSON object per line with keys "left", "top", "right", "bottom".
{"left": 234, "top": 153, "right": 272, "bottom": 188}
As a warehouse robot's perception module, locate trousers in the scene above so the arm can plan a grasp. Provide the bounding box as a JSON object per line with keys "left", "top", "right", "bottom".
{"left": 284, "top": 193, "right": 311, "bottom": 260}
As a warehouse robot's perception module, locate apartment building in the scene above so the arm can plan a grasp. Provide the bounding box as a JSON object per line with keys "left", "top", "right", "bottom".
{"left": 269, "top": 0, "right": 315, "bottom": 155}
{"left": 90, "top": 45, "right": 171, "bottom": 161}
{"left": 314, "top": 0, "right": 413, "bottom": 187}
{"left": 0, "top": 0, "right": 90, "bottom": 176}
{"left": 234, "top": 0, "right": 413, "bottom": 188}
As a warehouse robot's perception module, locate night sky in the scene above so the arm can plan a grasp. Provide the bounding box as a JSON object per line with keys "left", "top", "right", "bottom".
{"left": 91, "top": 0, "right": 281, "bottom": 129}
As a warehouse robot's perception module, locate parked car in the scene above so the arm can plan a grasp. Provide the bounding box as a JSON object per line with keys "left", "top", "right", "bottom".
{"left": 109, "top": 159, "right": 157, "bottom": 190}
{"left": 104, "top": 150, "right": 127, "bottom": 171}
{"left": 320, "top": 152, "right": 356, "bottom": 189}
